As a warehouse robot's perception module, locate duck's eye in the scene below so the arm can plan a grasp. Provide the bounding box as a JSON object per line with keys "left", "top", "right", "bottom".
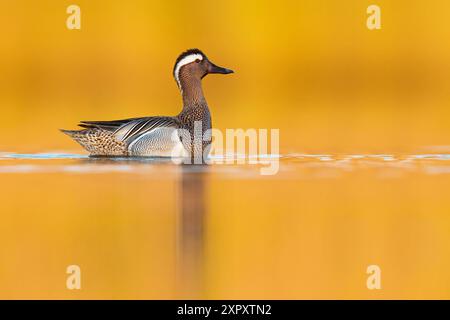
{"left": 195, "top": 59, "right": 201, "bottom": 63}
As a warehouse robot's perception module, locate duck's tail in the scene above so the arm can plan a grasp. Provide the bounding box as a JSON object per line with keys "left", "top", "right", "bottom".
{"left": 60, "top": 128, "right": 127, "bottom": 156}
{"left": 60, "top": 128, "right": 83, "bottom": 137}
{"left": 60, "top": 128, "right": 94, "bottom": 152}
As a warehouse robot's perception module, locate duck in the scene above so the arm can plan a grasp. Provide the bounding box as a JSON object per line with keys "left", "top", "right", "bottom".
{"left": 61, "top": 49, "right": 233, "bottom": 160}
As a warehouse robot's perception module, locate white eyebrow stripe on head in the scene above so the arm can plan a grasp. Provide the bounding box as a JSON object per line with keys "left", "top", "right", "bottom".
{"left": 174, "top": 53, "right": 204, "bottom": 89}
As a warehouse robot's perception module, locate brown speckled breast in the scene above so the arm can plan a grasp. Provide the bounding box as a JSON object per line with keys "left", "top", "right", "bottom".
{"left": 177, "top": 103, "right": 211, "bottom": 161}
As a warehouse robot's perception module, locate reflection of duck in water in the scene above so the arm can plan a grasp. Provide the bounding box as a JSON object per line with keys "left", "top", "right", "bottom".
{"left": 177, "top": 165, "right": 207, "bottom": 298}
{"left": 61, "top": 49, "right": 233, "bottom": 160}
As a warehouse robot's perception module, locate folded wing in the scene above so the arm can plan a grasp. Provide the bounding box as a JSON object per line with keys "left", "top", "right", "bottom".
{"left": 79, "top": 116, "right": 179, "bottom": 143}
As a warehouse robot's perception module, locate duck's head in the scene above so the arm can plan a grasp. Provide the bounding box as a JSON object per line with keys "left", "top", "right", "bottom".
{"left": 173, "top": 49, "right": 233, "bottom": 89}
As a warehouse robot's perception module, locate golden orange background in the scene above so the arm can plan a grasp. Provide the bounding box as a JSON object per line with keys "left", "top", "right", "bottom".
{"left": 0, "top": 0, "right": 450, "bottom": 299}
{"left": 1, "top": 0, "right": 450, "bottom": 153}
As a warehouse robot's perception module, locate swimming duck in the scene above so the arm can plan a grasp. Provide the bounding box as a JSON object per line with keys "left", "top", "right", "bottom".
{"left": 61, "top": 49, "right": 233, "bottom": 160}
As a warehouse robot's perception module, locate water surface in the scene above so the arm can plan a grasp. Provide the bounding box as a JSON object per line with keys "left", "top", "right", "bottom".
{"left": 1, "top": 151, "right": 450, "bottom": 299}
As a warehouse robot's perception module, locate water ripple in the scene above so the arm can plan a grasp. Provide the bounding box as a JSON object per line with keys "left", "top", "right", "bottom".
{"left": 0, "top": 152, "right": 88, "bottom": 160}
{"left": 1, "top": 151, "right": 450, "bottom": 177}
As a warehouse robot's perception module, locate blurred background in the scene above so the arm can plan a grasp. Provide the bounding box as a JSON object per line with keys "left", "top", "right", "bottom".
{"left": 1, "top": 0, "right": 450, "bottom": 153}
{"left": 1, "top": 0, "right": 450, "bottom": 300}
